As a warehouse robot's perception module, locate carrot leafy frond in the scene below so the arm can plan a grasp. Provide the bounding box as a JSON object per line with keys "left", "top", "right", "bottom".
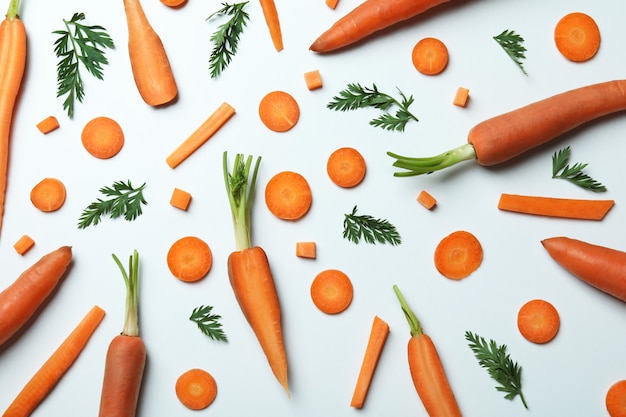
{"left": 78, "top": 180, "right": 147, "bottom": 229}
{"left": 387, "top": 143, "right": 477, "bottom": 176}
{"left": 113, "top": 250, "right": 140, "bottom": 337}
{"left": 190, "top": 305, "right": 228, "bottom": 342}
{"left": 343, "top": 205, "right": 401, "bottom": 245}
{"left": 207, "top": 2, "right": 250, "bottom": 78}
{"left": 551, "top": 146, "right": 607, "bottom": 192}
{"left": 493, "top": 30, "right": 528, "bottom": 75}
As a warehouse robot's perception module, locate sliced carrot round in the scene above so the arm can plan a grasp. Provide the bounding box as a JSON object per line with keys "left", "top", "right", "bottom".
{"left": 327, "top": 147, "right": 367, "bottom": 188}
{"left": 30, "top": 177, "right": 66, "bottom": 212}
{"left": 434, "top": 230, "right": 483, "bottom": 279}
{"left": 264, "top": 171, "right": 312, "bottom": 220}
{"left": 258, "top": 90, "right": 300, "bottom": 132}
{"left": 607, "top": 380, "right": 626, "bottom": 417}
{"left": 310, "top": 269, "right": 353, "bottom": 314}
{"left": 81, "top": 116, "right": 125, "bottom": 159}
{"left": 167, "top": 236, "right": 213, "bottom": 282}
{"left": 554, "top": 12, "right": 601, "bottom": 62}
{"left": 411, "top": 37, "right": 449, "bottom": 75}
{"left": 175, "top": 368, "right": 217, "bottom": 410}
{"left": 517, "top": 299, "right": 560, "bottom": 344}
{"left": 160, "top": 0, "right": 187, "bottom": 8}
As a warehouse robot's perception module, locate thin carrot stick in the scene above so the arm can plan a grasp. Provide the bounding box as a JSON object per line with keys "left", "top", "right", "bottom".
{"left": 498, "top": 193, "right": 614, "bottom": 220}
{"left": 259, "top": 0, "right": 283, "bottom": 51}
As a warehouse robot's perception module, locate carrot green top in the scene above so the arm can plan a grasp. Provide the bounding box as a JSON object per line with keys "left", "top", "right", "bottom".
{"left": 393, "top": 285, "right": 423, "bottom": 337}
{"left": 7, "top": 0, "right": 20, "bottom": 20}
{"left": 112, "top": 250, "right": 140, "bottom": 337}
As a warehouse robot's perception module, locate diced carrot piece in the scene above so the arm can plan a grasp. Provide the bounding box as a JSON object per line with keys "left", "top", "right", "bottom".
{"left": 13, "top": 234, "right": 35, "bottom": 255}
{"left": 325, "top": 0, "right": 339, "bottom": 9}
{"left": 296, "top": 241, "right": 316, "bottom": 259}
{"left": 36, "top": 116, "right": 60, "bottom": 134}
{"left": 417, "top": 190, "right": 437, "bottom": 210}
{"left": 453, "top": 87, "right": 470, "bottom": 107}
{"left": 304, "top": 69, "right": 323, "bottom": 90}
{"left": 170, "top": 188, "right": 192, "bottom": 211}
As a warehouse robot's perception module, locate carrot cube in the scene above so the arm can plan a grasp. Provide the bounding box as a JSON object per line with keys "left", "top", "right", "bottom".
{"left": 170, "top": 188, "right": 192, "bottom": 211}
{"left": 296, "top": 241, "right": 316, "bottom": 259}
{"left": 453, "top": 87, "right": 470, "bottom": 107}
{"left": 304, "top": 70, "right": 323, "bottom": 91}
{"left": 13, "top": 235, "right": 35, "bottom": 255}
{"left": 417, "top": 190, "right": 437, "bottom": 210}
{"left": 36, "top": 116, "right": 60, "bottom": 134}
{"left": 325, "top": 0, "right": 339, "bottom": 9}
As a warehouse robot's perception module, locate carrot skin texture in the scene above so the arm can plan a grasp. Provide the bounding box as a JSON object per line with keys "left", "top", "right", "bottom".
{"left": 498, "top": 194, "right": 614, "bottom": 220}
{"left": 0, "top": 246, "right": 72, "bottom": 346}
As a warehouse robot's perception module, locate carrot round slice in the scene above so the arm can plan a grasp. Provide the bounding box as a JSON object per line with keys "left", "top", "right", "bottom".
{"left": 30, "top": 178, "right": 66, "bottom": 212}
{"left": 258, "top": 90, "right": 300, "bottom": 132}
{"left": 264, "top": 171, "right": 312, "bottom": 220}
{"left": 607, "top": 380, "right": 626, "bottom": 417}
{"left": 167, "top": 236, "right": 213, "bottom": 282}
{"left": 411, "top": 37, "right": 449, "bottom": 75}
{"left": 327, "top": 147, "right": 367, "bottom": 188}
{"left": 554, "top": 12, "right": 601, "bottom": 62}
{"left": 310, "top": 269, "right": 353, "bottom": 314}
{"left": 517, "top": 299, "right": 560, "bottom": 344}
{"left": 160, "top": 0, "right": 187, "bottom": 7}
{"left": 81, "top": 116, "right": 125, "bottom": 159}
{"left": 433, "top": 230, "right": 483, "bottom": 279}
{"left": 175, "top": 368, "right": 217, "bottom": 410}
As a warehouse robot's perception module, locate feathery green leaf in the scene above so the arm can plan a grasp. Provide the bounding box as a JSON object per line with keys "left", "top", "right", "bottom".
{"left": 207, "top": 2, "right": 250, "bottom": 78}
{"left": 343, "top": 205, "right": 401, "bottom": 245}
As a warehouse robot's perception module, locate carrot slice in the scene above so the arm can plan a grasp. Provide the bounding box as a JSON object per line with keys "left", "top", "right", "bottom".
{"left": 417, "top": 190, "right": 437, "bottom": 210}
{"left": 296, "top": 241, "right": 316, "bottom": 259}
{"left": 517, "top": 299, "right": 560, "bottom": 344}
{"left": 434, "top": 230, "right": 483, "bottom": 279}
{"left": 304, "top": 69, "right": 323, "bottom": 91}
{"left": 554, "top": 12, "right": 601, "bottom": 62}
{"left": 264, "top": 171, "right": 312, "bottom": 220}
{"left": 258, "top": 91, "right": 300, "bottom": 132}
{"left": 606, "top": 380, "right": 626, "bottom": 417}
{"left": 498, "top": 193, "right": 614, "bottom": 220}
{"left": 167, "top": 236, "right": 213, "bottom": 282}
{"left": 81, "top": 116, "right": 125, "bottom": 159}
{"left": 170, "top": 187, "right": 192, "bottom": 211}
{"left": 310, "top": 269, "right": 353, "bottom": 314}
{"left": 30, "top": 178, "right": 66, "bottom": 212}
{"left": 13, "top": 234, "right": 35, "bottom": 255}
{"left": 36, "top": 116, "right": 59, "bottom": 134}
{"left": 160, "top": 0, "right": 187, "bottom": 8}
{"left": 327, "top": 147, "right": 367, "bottom": 188}
{"left": 411, "top": 37, "right": 449, "bottom": 75}
{"left": 175, "top": 368, "right": 218, "bottom": 410}
{"left": 453, "top": 87, "right": 470, "bottom": 107}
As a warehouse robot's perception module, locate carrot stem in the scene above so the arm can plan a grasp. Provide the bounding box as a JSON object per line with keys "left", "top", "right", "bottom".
{"left": 393, "top": 285, "right": 422, "bottom": 336}
{"left": 388, "top": 144, "right": 476, "bottom": 176}
{"left": 6, "top": 0, "right": 19, "bottom": 20}
{"left": 112, "top": 250, "right": 140, "bottom": 337}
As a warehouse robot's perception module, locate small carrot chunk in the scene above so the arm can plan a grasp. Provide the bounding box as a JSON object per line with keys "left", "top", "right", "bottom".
{"left": 325, "top": 0, "right": 339, "bottom": 9}
{"left": 327, "top": 147, "right": 367, "bottom": 188}
{"left": 417, "top": 190, "right": 437, "bottom": 210}
{"left": 265, "top": 171, "right": 312, "bottom": 220}
{"left": 310, "top": 269, "right": 353, "bottom": 314}
{"left": 411, "top": 37, "right": 449, "bottom": 75}
{"left": 554, "top": 12, "right": 601, "bottom": 62}
{"left": 296, "top": 241, "right": 316, "bottom": 259}
{"left": 170, "top": 188, "right": 192, "bottom": 211}
{"left": 160, "top": 0, "right": 187, "bottom": 7}
{"left": 434, "top": 230, "right": 483, "bottom": 280}
{"left": 607, "top": 380, "right": 626, "bottom": 417}
{"left": 81, "top": 116, "right": 125, "bottom": 159}
{"left": 13, "top": 235, "right": 35, "bottom": 255}
{"left": 167, "top": 236, "right": 213, "bottom": 282}
{"left": 453, "top": 87, "right": 470, "bottom": 107}
{"left": 36, "top": 116, "right": 59, "bottom": 134}
{"left": 258, "top": 91, "right": 300, "bottom": 132}
{"left": 30, "top": 178, "right": 66, "bottom": 212}
{"left": 304, "top": 69, "right": 323, "bottom": 90}
{"left": 175, "top": 368, "right": 217, "bottom": 410}
{"left": 517, "top": 299, "right": 560, "bottom": 344}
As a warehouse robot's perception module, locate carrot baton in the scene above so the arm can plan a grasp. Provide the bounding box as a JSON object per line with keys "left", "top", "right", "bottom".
{"left": 498, "top": 194, "right": 614, "bottom": 220}
{"left": 388, "top": 80, "right": 626, "bottom": 176}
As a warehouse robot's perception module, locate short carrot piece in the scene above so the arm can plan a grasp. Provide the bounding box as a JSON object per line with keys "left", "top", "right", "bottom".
{"left": 517, "top": 299, "right": 560, "bottom": 344}
{"left": 310, "top": 269, "right": 353, "bottom": 314}
{"left": 264, "top": 171, "right": 313, "bottom": 220}
{"left": 304, "top": 69, "right": 323, "bottom": 90}
{"left": 166, "top": 102, "right": 235, "bottom": 168}
{"left": 498, "top": 193, "right": 614, "bottom": 220}
{"left": 606, "top": 380, "right": 626, "bottom": 417}
{"left": 175, "top": 368, "right": 218, "bottom": 410}
{"left": 411, "top": 37, "right": 449, "bottom": 76}
{"left": 350, "top": 315, "right": 390, "bottom": 408}
{"left": 417, "top": 190, "right": 437, "bottom": 210}
{"left": 258, "top": 91, "right": 300, "bottom": 132}
{"left": 167, "top": 236, "right": 213, "bottom": 282}
{"left": 554, "top": 12, "right": 600, "bottom": 62}
{"left": 169, "top": 187, "right": 192, "bottom": 211}
{"left": 13, "top": 234, "right": 34, "bottom": 255}
{"left": 434, "top": 230, "right": 483, "bottom": 280}
{"left": 453, "top": 87, "right": 470, "bottom": 107}
{"left": 259, "top": 0, "right": 283, "bottom": 51}
{"left": 327, "top": 147, "right": 367, "bottom": 188}
{"left": 81, "top": 116, "right": 125, "bottom": 159}
{"left": 36, "top": 115, "right": 59, "bottom": 134}
{"left": 325, "top": 0, "right": 339, "bottom": 9}
{"left": 2, "top": 305, "right": 106, "bottom": 417}
{"left": 30, "top": 177, "right": 66, "bottom": 212}
{"left": 296, "top": 241, "right": 316, "bottom": 259}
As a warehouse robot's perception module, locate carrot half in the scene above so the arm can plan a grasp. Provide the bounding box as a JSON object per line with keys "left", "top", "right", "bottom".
{"left": 393, "top": 285, "right": 462, "bottom": 417}
{"left": 498, "top": 193, "right": 614, "bottom": 220}
{"left": 310, "top": 0, "right": 451, "bottom": 52}
{"left": 3, "top": 305, "right": 106, "bottom": 417}
{"left": 542, "top": 236, "right": 626, "bottom": 303}
{"left": 0, "top": 246, "right": 72, "bottom": 346}
{"left": 259, "top": 0, "right": 283, "bottom": 51}
{"left": 0, "top": 0, "right": 26, "bottom": 238}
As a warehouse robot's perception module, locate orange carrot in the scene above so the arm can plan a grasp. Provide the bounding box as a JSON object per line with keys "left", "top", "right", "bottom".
{"left": 223, "top": 152, "right": 289, "bottom": 394}
{"left": 3, "top": 305, "right": 105, "bottom": 417}
{"left": 0, "top": 246, "right": 72, "bottom": 346}
{"left": 98, "top": 250, "right": 146, "bottom": 417}
{"left": 542, "top": 236, "right": 626, "bottom": 303}
{"left": 310, "top": 269, "right": 353, "bottom": 314}
{"left": 350, "top": 315, "right": 390, "bottom": 408}
{"left": 160, "top": 0, "right": 187, "bottom": 8}
{"left": 411, "top": 37, "right": 448, "bottom": 75}
{"left": 81, "top": 116, "right": 125, "bottom": 159}
{"left": 264, "top": 171, "right": 313, "bottom": 220}
{"left": 0, "top": 0, "right": 27, "bottom": 238}
{"left": 13, "top": 234, "right": 34, "bottom": 255}
{"left": 554, "top": 12, "right": 600, "bottom": 62}
{"left": 29, "top": 177, "right": 66, "bottom": 212}
{"left": 296, "top": 241, "right": 316, "bottom": 259}
{"left": 452, "top": 87, "right": 469, "bottom": 107}
{"left": 393, "top": 285, "right": 462, "bottom": 417}
{"left": 434, "top": 230, "right": 483, "bottom": 280}
{"left": 258, "top": 91, "right": 300, "bottom": 132}
{"left": 326, "top": 0, "right": 339, "bottom": 9}
{"left": 166, "top": 102, "right": 235, "bottom": 168}
{"left": 416, "top": 190, "right": 437, "bottom": 210}
{"left": 123, "top": 0, "right": 178, "bottom": 106}
{"left": 167, "top": 236, "right": 213, "bottom": 282}
{"left": 304, "top": 69, "right": 323, "bottom": 90}
{"left": 36, "top": 115, "right": 59, "bottom": 134}
{"left": 259, "top": 0, "right": 283, "bottom": 51}
{"left": 175, "top": 368, "right": 218, "bottom": 410}
{"left": 327, "top": 147, "right": 367, "bottom": 188}
{"left": 169, "top": 187, "right": 192, "bottom": 211}
{"left": 517, "top": 299, "right": 560, "bottom": 344}
{"left": 310, "top": 0, "right": 451, "bottom": 52}
{"left": 498, "top": 193, "right": 614, "bottom": 220}
{"left": 606, "top": 380, "right": 626, "bottom": 417}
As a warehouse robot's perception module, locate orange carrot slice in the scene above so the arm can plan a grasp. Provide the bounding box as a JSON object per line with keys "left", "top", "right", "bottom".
{"left": 160, "top": 0, "right": 187, "bottom": 8}
{"left": 411, "top": 37, "right": 449, "bottom": 75}
{"left": 81, "top": 116, "right": 125, "bottom": 159}
{"left": 498, "top": 193, "right": 614, "bottom": 220}
{"left": 167, "top": 236, "right": 213, "bottom": 282}
{"left": 30, "top": 178, "right": 66, "bottom": 212}
{"left": 264, "top": 171, "right": 312, "bottom": 220}
{"left": 434, "top": 230, "right": 483, "bottom": 279}
{"left": 554, "top": 12, "right": 601, "bottom": 62}
{"left": 606, "top": 380, "right": 626, "bottom": 417}
{"left": 327, "top": 147, "right": 367, "bottom": 188}
{"left": 175, "top": 368, "right": 218, "bottom": 410}
{"left": 517, "top": 299, "right": 560, "bottom": 344}
{"left": 310, "top": 269, "right": 353, "bottom": 314}
{"left": 258, "top": 91, "right": 300, "bottom": 132}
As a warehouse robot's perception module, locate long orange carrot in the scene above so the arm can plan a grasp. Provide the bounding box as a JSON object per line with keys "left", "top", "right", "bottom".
{"left": 310, "top": 0, "right": 450, "bottom": 52}
{"left": 223, "top": 152, "right": 288, "bottom": 394}
{"left": 498, "top": 193, "right": 614, "bottom": 220}
{"left": 3, "top": 305, "right": 106, "bottom": 417}
{"left": 542, "top": 236, "right": 626, "bottom": 303}
{"left": 0, "top": 246, "right": 72, "bottom": 346}
{"left": 123, "top": 0, "right": 177, "bottom": 106}
{"left": 0, "top": 0, "right": 26, "bottom": 238}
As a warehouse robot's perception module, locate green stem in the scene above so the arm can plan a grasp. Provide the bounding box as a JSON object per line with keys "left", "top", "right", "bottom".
{"left": 6, "top": 0, "right": 19, "bottom": 20}
{"left": 393, "top": 285, "right": 423, "bottom": 337}
{"left": 113, "top": 250, "right": 140, "bottom": 337}
{"left": 387, "top": 143, "right": 477, "bottom": 176}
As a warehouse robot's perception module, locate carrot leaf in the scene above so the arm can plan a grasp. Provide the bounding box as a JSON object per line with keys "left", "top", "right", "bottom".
{"left": 78, "top": 180, "right": 147, "bottom": 229}
{"left": 551, "top": 146, "right": 606, "bottom": 192}
{"left": 207, "top": 2, "right": 250, "bottom": 78}
{"left": 493, "top": 30, "right": 527, "bottom": 75}
{"left": 112, "top": 250, "right": 140, "bottom": 337}
{"left": 343, "top": 205, "right": 401, "bottom": 245}
{"left": 189, "top": 305, "right": 228, "bottom": 342}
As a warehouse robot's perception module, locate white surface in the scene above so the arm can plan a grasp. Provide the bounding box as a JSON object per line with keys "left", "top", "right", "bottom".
{"left": 1, "top": 0, "right": 625, "bottom": 415}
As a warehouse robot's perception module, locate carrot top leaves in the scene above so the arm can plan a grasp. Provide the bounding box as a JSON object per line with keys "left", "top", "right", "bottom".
{"left": 388, "top": 143, "right": 477, "bottom": 176}
{"left": 493, "top": 30, "right": 527, "bottom": 75}
{"left": 112, "top": 250, "right": 140, "bottom": 337}
{"left": 392, "top": 285, "right": 423, "bottom": 337}
{"left": 552, "top": 146, "right": 606, "bottom": 192}
{"left": 78, "top": 180, "right": 147, "bottom": 229}
{"left": 343, "top": 205, "right": 401, "bottom": 245}
{"left": 207, "top": 2, "right": 250, "bottom": 78}
{"left": 189, "top": 305, "right": 228, "bottom": 342}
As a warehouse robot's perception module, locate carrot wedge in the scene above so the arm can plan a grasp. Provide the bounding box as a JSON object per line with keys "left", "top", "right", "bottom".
{"left": 350, "top": 316, "right": 390, "bottom": 408}
{"left": 259, "top": 0, "right": 283, "bottom": 51}
{"left": 498, "top": 193, "right": 614, "bottom": 220}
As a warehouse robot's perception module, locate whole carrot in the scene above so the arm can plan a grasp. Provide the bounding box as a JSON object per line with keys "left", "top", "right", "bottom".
{"left": 0, "top": 246, "right": 72, "bottom": 346}
{"left": 0, "top": 0, "right": 26, "bottom": 237}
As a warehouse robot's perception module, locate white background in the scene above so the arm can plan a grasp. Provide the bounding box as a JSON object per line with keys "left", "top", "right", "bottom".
{"left": 1, "top": 0, "right": 625, "bottom": 416}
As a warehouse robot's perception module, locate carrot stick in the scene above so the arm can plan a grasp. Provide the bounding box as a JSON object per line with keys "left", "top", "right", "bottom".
{"left": 167, "top": 236, "right": 213, "bottom": 282}
{"left": 542, "top": 236, "right": 626, "bottom": 303}
{"left": 0, "top": 0, "right": 27, "bottom": 239}
{"left": 411, "top": 37, "right": 449, "bottom": 76}
{"left": 166, "top": 102, "right": 235, "bottom": 168}
{"left": 517, "top": 299, "right": 560, "bottom": 344}
{"left": 264, "top": 171, "right": 313, "bottom": 220}
{"left": 606, "top": 380, "right": 626, "bottom": 417}
{"left": 3, "top": 305, "right": 106, "bottom": 417}
{"left": 498, "top": 193, "right": 614, "bottom": 220}
{"left": 175, "top": 368, "right": 218, "bottom": 410}
{"left": 554, "top": 12, "right": 601, "bottom": 62}
{"left": 259, "top": 0, "right": 283, "bottom": 51}
{"left": 350, "top": 316, "right": 390, "bottom": 408}
{"left": 310, "top": 0, "right": 451, "bottom": 52}
{"left": 123, "top": 0, "right": 178, "bottom": 106}
{"left": 0, "top": 246, "right": 72, "bottom": 346}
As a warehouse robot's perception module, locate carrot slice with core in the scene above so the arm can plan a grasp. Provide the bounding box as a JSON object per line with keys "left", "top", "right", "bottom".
{"left": 81, "top": 116, "right": 125, "bottom": 159}
{"left": 498, "top": 193, "right": 614, "bottom": 220}
{"left": 411, "top": 37, "right": 449, "bottom": 75}
{"left": 310, "top": 269, "right": 353, "bottom": 314}
{"left": 175, "top": 368, "right": 218, "bottom": 410}
{"left": 167, "top": 236, "right": 213, "bottom": 282}
{"left": 258, "top": 91, "right": 300, "bottom": 132}
{"left": 606, "top": 380, "right": 626, "bottom": 417}
{"left": 434, "top": 230, "right": 483, "bottom": 279}
{"left": 327, "top": 147, "right": 366, "bottom": 188}
{"left": 264, "top": 171, "right": 312, "bottom": 220}
{"left": 554, "top": 12, "right": 601, "bottom": 62}
{"left": 30, "top": 178, "right": 66, "bottom": 212}
{"left": 517, "top": 299, "right": 560, "bottom": 344}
